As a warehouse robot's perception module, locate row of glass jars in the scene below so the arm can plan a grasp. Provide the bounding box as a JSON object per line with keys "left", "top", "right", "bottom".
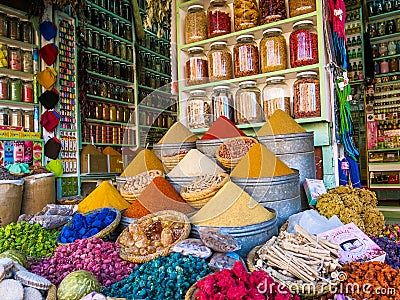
{"left": 138, "top": 90, "right": 178, "bottom": 112}
{"left": 367, "top": 18, "right": 400, "bottom": 38}
{"left": 139, "top": 71, "right": 170, "bottom": 89}
{"left": 184, "top": 0, "right": 316, "bottom": 44}
{"left": 0, "top": 14, "right": 33, "bottom": 43}
{"left": 139, "top": 111, "right": 176, "bottom": 128}
{"left": 138, "top": 32, "right": 171, "bottom": 58}
{"left": 374, "top": 57, "right": 400, "bottom": 74}
{"left": 87, "top": 0, "right": 132, "bottom": 20}
{"left": 367, "top": 0, "right": 400, "bottom": 17}
{"left": 86, "top": 52, "right": 134, "bottom": 82}
{"left": 0, "top": 77, "right": 33, "bottom": 102}
{"left": 86, "top": 78, "right": 134, "bottom": 102}
{"left": 186, "top": 21, "right": 318, "bottom": 85}
{"left": 87, "top": 101, "right": 134, "bottom": 123}
{"left": 186, "top": 72, "right": 321, "bottom": 128}
{"left": 372, "top": 40, "right": 400, "bottom": 58}
{"left": 83, "top": 124, "right": 125, "bottom": 145}
{"left": 0, "top": 108, "right": 35, "bottom": 131}
{"left": 138, "top": 50, "right": 171, "bottom": 75}
{"left": 84, "top": 30, "right": 133, "bottom": 61}
{"left": 0, "top": 45, "right": 33, "bottom": 73}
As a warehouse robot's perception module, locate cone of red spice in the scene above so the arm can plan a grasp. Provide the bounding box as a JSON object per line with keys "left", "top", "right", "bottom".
{"left": 135, "top": 177, "right": 195, "bottom": 215}
{"left": 123, "top": 200, "right": 151, "bottom": 219}
{"left": 201, "top": 116, "right": 246, "bottom": 140}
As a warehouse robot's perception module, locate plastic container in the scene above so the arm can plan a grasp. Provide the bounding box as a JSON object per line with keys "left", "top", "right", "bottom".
{"left": 235, "top": 81, "right": 264, "bottom": 124}
{"left": 187, "top": 90, "right": 212, "bottom": 129}
{"left": 231, "top": 171, "right": 300, "bottom": 227}
{"left": 234, "top": 34, "right": 259, "bottom": 78}
{"left": 208, "top": 41, "right": 233, "bottom": 81}
{"left": 190, "top": 208, "right": 278, "bottom": 257}
{"left": 186, "top": 46, "right": 208, "bottom": 85}
{"left": 293, "top": 71, "right": 321, "bottom": 119}
{"left": 262, "top": 77, "right": 291, "bottom": 118}
{"left": 289, "top": 20, "right": 318, "bottom": 68}
{"left": 207, "top": 0, "right": 232, "bottom": 38}
{"left": 260, "top": 0, "right": 287, "bottom": 24}
{"left": 185, "top": 5, "right": 207, "bottom": 44}
{"left": 233, "top": 0, "right": 259, "bottom": 31}
{"left": 211, "top": 86, "right": 235, "bottom": 121}
{"left": 260, "top": 28, "right": 287, "bottom": 73}
{"left": 289, "top": 0, "right": 316, "bottom": 17}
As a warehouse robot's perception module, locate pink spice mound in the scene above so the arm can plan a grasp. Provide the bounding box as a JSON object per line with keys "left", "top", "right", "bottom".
{"left": 195, "top": 261, "right": 301, "bottom": 300}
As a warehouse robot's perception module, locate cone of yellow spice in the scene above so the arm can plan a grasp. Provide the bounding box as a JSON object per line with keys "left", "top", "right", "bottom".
{"left": 190, "top": 181, "right": 275, "bottom": 227}
{"left": 231, "top": 143, "right": 293, "bottom": 178}
{"left": 121, "top": 149, "right": 165, "bottom": 176}
{"left": 78, "top": 181, "right": 130, "bottom": 213}
{"left": 157, "top": 122, "right": 198, "bottom": 144}
{"left": 256, "top": 109, "right": 306, "bottom": 136}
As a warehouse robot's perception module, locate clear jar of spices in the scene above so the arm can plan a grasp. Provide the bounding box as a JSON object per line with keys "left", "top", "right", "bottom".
{"left": 114, "top": 40, "right": 121, "bottom": 58}
{"left": 289, "top": 20, "right": 318, "bottom": 67}
{"left": 208, "top": 41, "right": 233, "bottom": 81}
{"left": 0, "top": 108, "right": 8, "bottom": 125}
{"left": 123, "top": 107, "right": 131, "bottom": 123}
{"left": 125, "top": 24, "right": 133, "bottom": 41}
{"left": 207, "top": 0, "right": 232, "bottom": 38}
{"left": 233, "top": 34, "right": 259, "bottom": 78}
{"left": 289, "top": 0, "right": 316, "bottom": 17}
{"left": 293, "top": 71, "right": 321, "bottom": 119}
{"left": 117, "top": 106, "right": 124, "bottom": 122}
{"left": 235, "top": 80, "right": 264, "bottom": 124}
{"left": 99, "top": 56, "right": 107, "bottom": 74}
{"left": 106, "top": 37, "right": 113, "bottom": 55}
{"left": 8, "top": 17, "right": 20, "bottom": 40}
{"left": 103, "top": 103, "right": 110, "bottom": 120}
{"left": 106, "top": 58, "right": 113, "bottom": 77}
{"left": 0, "top": 77, "right": 8, "bottom": 100}
{"left": 21, "top": 50, "right": 33, "bottom": 73}
{"left": 127, "top": 88, "right": 134, "bottom": 102}
{"left": 99, "top": 81, "right": 107, "bottom": 97}
{"left": 21, "top": 22, "right": 33, "bottom": 43}
{"left": 10, "top": 109, "right": 22, "bottom": 126}
{"left": 93, "top": 30, "right": 100, "bottom": 50}
{"left": 8, "top": 47, "right": 21, "bottom": 71}
{"left": 120, "top": 42, "right": 127, "bottom": 60}
{"left": 262, "top": 77, "right": 291, "bottom": 118}
{"left": 187, "top": 89, "right": 212, "bottom": 129}
{"left": 0, "top": 43, "right": 7, "bottom": 68}
{"left": 22, "top": 81, "right": 33, "bottom": 103}
{"left": 185, "top": 5, "right": 207, "bottom": 44}
{"left": 92, "top": 54, "right": 100, "bottom": 72}
{"left": 186, "top": 46, "right": 208, "bottom": 85}
{"left": 126, "top": 45, "right": 133, "bottom": 61}
{"left": 260, "top": 0, "right": 286, "bottom": 24}
{"left": 23, "top": 109, "right": 33, "bottom": 131}
{"left": 85, "top": 28, "right": 93, "bottom": 47}
{"left": 260, "top": 28, "right": 287, "bottom": 73}
{"left": 10, "top": 78, "right": 21, "bottom": 101}
{"left": 95, "top": 102, "right": 103, "bottom": 120}
{"left": 211, "top": 86, "right": 235, "bottom": 121}
{"left": 0, "top": 13, "right": 7, "bottom": 37}
{"left": 233, "top": 0, "right": 259, "bottom": 31}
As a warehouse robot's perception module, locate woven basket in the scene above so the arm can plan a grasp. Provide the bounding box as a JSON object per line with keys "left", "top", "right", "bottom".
{"left": 56, "top": 207, "right": 121, "bottom": 245}
{"left": 246, "top": 245, "right": 339, "bottom": 297}
{"left": 46, "top": 284, "right": 57, "bottom": 300}
{"left": 119, "top": 170, "right": 164, "bottom": 202}
{"left": 116, "top": 210, "right": 191, "bottom": 264}
{"left": 216, "top": 137, "right": 258, "bottom": 169}
{"left": 185, "top": 282, "right": 200, "bottom": 300}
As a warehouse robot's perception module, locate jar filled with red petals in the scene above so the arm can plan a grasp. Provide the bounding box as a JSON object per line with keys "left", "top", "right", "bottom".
{"left": 207, "top": 0, "right": 231, "bottom": 38}
{"left": 289, "top": 20, "right": 318, "bottom": 68}
{"left": 234, "top": 34, "right": 259, "bottom": 78}
{"left": 186, "top": 46, "right": 208, "bottom": 86}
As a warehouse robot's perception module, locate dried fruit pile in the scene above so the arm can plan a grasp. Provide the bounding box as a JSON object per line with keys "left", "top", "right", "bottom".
{"left": 316, "top": 185, "right": 385, "bottom": 236}
{"left": 380, "top": 224, "right": 400, "bottom": 244}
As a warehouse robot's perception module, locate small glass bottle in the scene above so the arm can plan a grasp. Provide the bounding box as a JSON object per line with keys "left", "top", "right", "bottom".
{"left": 389, "top": 58, "right": 398, "bottom": 72}
{"left": 234, "top": 34, "right": 259, "bottom": 78}
{"left": 293, "top": 71, "right": 320, "bottom": 119}
{"left": 185, "top": 5, "right": 207, "bottom": 44}
{"left": 262, "top": 77, "right": 291, "bottom": 118}
{"left": 208, "top": 41, "right": 233, "bottom": 81}
{"left": 207, "top": 0, "right": 232, "bottom": 38}
{"left": 235, "top": 80, "right": 264, "bottom": 124}
{"left": 186, "top": 46, "right": 208, "bottom": 85}
{"left": 211, "top": 86, "right": 234, "bottom": 121}
{"left": 187, "top": 89, "right": 212, "bottom": 129}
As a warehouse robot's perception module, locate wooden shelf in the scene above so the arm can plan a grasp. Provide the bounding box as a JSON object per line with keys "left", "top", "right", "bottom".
{"left": 0, "top": 100, "right": 38, "bottom": 109}
{"left": 143, "top": 67, "right": 171, "bottom": 78}
{"left": 369, "top": 10, "right": 400, "bottom": 22}
{"left": 368, "top": 148, "right": 400, "bottom": 152}
{"left": 373, "top": 53, "right": 400, "bottom": 61}
{"left": 0, "top": 36, "right": 37, "bottom": 50}
{"left": 138, "top": 84, "right": 171, "bottom": 95}
{"left": 370, "top": 184, "right": 400, "bottom": 189}
{"left": 86, "top": 24, "right": 132, "bottom": 44}
{"left": 138, "top": 45, "right": 170, "bottom": 61}
{"left": 371, "top": 32, "right": 400, "bottom": 43}
{"left": 140, "top": 125, "right": 169, "bottom": 130}
{"left": 0, "top": 68, "right": 33, "bottom": 81}
{"left": 86, "top": 70, "right": 133, "bottom": 86}
{"left": 86, "top": 47, "right": 133, "bottom": 65}
{"left": 138, "top": 104, "right": 176, "bottom": 114}
{"left": 87, "top": 94, "right": 136, "bottom": 107}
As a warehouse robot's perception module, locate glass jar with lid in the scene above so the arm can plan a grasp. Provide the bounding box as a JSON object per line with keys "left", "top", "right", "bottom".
{"left": 233, "top": 34, "right": 259, "bottom": 78}
{"left": 22, "top": 81, "right": 34, "bottom": 103}
{"left": 113, "top": 61, "right": 121, "bottom": 78}
{"left": 187, "top": 90, "right": 212, "bottom": 129}
{"left": 109, "top": 105, "right": 117, "bottom": 122}
{"left": 235, "top": 81, "right": 264, "bottom": 124}
{"left": 99, "top": 81, "right": 107, "bottom": 97}
{"left": 233, "top": 0, "right": 259, "bottom": 31}
{"left": 211, "top": 86, "right": 235, "bottom": 121}
{"left": 99, "top": 56, "right": 107, "bottom": 75}
{"left": 106, "top": 37, "right": 113, "bottom": 55}
{"left": 0, "top": 13, "right": 7, "bottom": 37}
{"left": 8, "top": 47, "right": 21, "bottom": 71}
{"left": 260, "top": 28, "right": 287, "bottom": 73}
{"left": 289, "top": 20, "right": 318, "bottom": 67}
{"left": 207, "top": 0, "right": 231, "bottom": 38}
{"left": 0, "top": 77, "right": 8, "bottom": 100}
{"left": 186, "top": 46, "right": 208, "bottom": 85}
{"left": 260, "top": 0, "right": 286, "bottom": 24}
{"left": 208, "top": 41, "right": 233, "bottom": 81}
{"left": 289, "top": 0, "right": 316, "bottom": 17}
{"left": 388, "top": 41, "right": 397, "bottom": 55}
{"left": 10, "top": 78, "right": 21, "bottom": 101}
{"left": 10, "top": 109, "right": 22, "bottom": 126}
{"left": 120, "top": 42, "right": 127, "bottom": 60}
{"left": 125, "top": 24, "right": 133, "bottom": 41}
{"left": 21, "top": 50, "right": 33, "bottom": 73}
{"left": 379, "top": 42, "right": 388, "bottom": 57}
{"left": 0, "top": 44, "right": 7, "bottom": 68}
{"left": 127, "top": 88, "right": 134, "bottom": 103}
{"left": 23, "top": 109, "right": 33, "bottom": 132}
{"left": 293, "top": 71, "right": 321, "bottom": 119}
{"left": 21, "top": 22, "right": 33, "bottom": 44}
{"left": 262, "top": 77, "right": 291, "bottom": 118}
{"left": 92, "top": 54, "right": 100, "bottom": 73}
{"left": 126, "top": 45, "right": 133, "bottom": 62}
{"left": 8, "top": 17, "right": 20, "bottom": 40}
{"left": 185, "top": 5, "right": 207, "bottom": 44}
{"left": 95, "top": 102, "right": 103, "bottom": 120}
{"left": 106, "top": 58, "right": 113, "bottom": 77}
{"left": 124, "top": 107, "right": 131, "bottom": 123}
{"left": 120, "top": 86, "right": 128, "bottom": 102}
{"left": 0, "top": 108, "right": 9, "bottom": 125}
{"left": 117, "top": 106, "right": 124, "bottom": 122}
{"left": 114, "top": 40, "right": 121, "bottom": 58}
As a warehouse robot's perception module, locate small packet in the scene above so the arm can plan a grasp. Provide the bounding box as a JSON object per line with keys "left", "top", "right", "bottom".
{"left": 17, "top": 214, "right": 34, "bottom": 223}
{"left": 208, "top": 252, "right": 243, "bottom": 272}
{"left": 199, "top": 228, "right": 240, "bottom": 253}
{"left": 172, "top": 238, "right": 212, "bottom": 259}
{"left": 30, "top": 215, "right": 72, "bottom": 229}
{"left": 41, "top": 204, "right": 78, "bottom": 216}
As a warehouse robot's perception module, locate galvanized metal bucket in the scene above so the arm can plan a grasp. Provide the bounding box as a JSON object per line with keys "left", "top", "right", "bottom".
{"left": 196, "top": 138, "right": 230, "bottom": 158}
{"left": 231, "top": 171, "right": 301, "bottom": 227}
{"left": 257, "top": 132, "right": 316, "bottom": 210}
{"left": 152, "top": 142, "right": 197, "bottom": 160}
{"left": 190, "top": 208, "right": 278, "bottom": 257}
{"left": 166, "top": 176, "right": 197, "bottom": 193}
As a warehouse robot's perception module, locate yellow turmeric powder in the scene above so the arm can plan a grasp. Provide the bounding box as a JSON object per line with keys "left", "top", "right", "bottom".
{"left": 230, "top": 143, "right": 294, "bottom": 178}
{"left": 121, "top": 149, "right": 165, "bottom": 176}
{"left": 78, "top": 181, "right": 130, "bottom": 213}
{"left": 256, "top": 109, "right": 306, "bottom": 136}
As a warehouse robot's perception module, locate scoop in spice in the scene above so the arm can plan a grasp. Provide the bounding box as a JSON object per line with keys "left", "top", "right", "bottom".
{"left": 121, "top": 149, "right": 165, "bottom": 176}
{"left": 257, "top": 109, "right": 306, "bottom": 136}
{"left": 157, "top": 122, "right": 198, "bottom": 144}
{"left": 231, "top": 143, "right": 294, "bottom": 178}
{"left": 201, "top": 116, "right": 247, "bottom": 140}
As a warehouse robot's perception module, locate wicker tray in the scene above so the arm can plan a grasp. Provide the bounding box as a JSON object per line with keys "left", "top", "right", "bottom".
{"left": 120, "top": 170, "right": 164, "bottom": 203}
{"left": 46, "top": 284, "right": 57, "bottom": 300}
{"left": 116, "top": 210, "right": 191, "bottom": 264}
{"left": 246, "top": 245, "right": 339, "bottom": 297}
{"left": 185, "top": 282, "right": 200, "bottom": 300}
{"left": 56, "top": 207, "right": 121, "bottom": 245}
{"left": 216, "top": 137, "right": 258, "bottom": 169}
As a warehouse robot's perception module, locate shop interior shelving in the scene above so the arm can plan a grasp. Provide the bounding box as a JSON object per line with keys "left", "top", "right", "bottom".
{"left": 0, "top": 4, "right": 44, "bottom": 166}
